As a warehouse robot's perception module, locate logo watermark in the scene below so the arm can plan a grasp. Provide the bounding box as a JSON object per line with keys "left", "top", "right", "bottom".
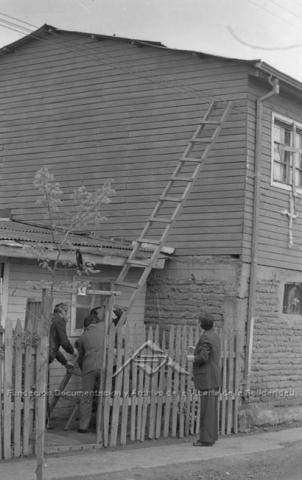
{"left": 113, "top": 339, "right": 190, "bottom": 377}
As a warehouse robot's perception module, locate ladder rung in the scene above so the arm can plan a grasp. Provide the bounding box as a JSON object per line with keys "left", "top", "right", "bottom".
{"left": 171, "top": 175, "right": 194, "bottom": 181}
{"left": 200, "top": 120, "right": 221, "bottom": 125}
{"left": 149, "top": 216, "right": 172, "bottom": 223}
{"left": 160, "top": 195, "right": 183, "bottom": 202}
{"left": 137, "top": 238, "right": 161, "bottom": 245}
{"left": 115, "top": 281, "right": 138, "bottom": 289}
{"left": 190, "top": 137, "right": 213, "bottom": 143}
{"left": 127, "top": 259, "right": 150, "bottom": 267}
{"left": 180, "top": 157, "right": 201, "bottom": 163}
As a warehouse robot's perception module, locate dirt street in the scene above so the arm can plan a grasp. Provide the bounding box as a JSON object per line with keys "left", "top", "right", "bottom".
{"left": 58, "top": 439, "right": 302, "bottom": 480}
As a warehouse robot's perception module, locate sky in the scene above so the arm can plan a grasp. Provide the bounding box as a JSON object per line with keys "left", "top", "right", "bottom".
{"left": 1, "top": 0, "right": 302, "bottom": 81}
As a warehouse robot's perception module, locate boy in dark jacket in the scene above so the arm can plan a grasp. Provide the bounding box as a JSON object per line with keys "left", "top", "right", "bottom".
{"left": 49, "top": 303, "right": 74, "bottom": 368}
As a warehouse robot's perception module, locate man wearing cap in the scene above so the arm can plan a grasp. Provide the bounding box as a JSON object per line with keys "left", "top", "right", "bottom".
{"left": 192, "top": 314, "right": 221, "bottom": 447}
{"left": 76, "top": 305, "right": 106, "bottom": 433}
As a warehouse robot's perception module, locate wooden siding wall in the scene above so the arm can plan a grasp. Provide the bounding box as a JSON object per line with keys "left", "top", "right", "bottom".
{"left": 244, "top": 78, "right": 302, "bottom": 269}
{"left": 0, "top": 32, "right": 249, "bottom": 257}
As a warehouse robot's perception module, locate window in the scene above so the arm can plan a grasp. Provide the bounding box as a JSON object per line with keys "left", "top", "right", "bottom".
{"left": 272, "top": 115, "right": 302, "bottom": 191}
{"left": 283, "top": 282, "right": 302, "bottom": 314}
{"left": 70, "top": 280, "right": 111, "bottom": 335}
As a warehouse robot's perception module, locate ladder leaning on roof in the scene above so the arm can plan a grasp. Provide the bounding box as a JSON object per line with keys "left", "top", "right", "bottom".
{"left": 114, "top": 100, "right": 233, "bottom": 320}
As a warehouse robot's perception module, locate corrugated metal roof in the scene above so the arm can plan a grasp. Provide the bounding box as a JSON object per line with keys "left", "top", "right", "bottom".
{"left": 0, "top": 219, "right": 132, "bottom": 252}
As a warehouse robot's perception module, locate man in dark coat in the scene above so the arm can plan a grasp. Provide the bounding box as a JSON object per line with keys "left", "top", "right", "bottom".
{"left": 192, "top": 315, "right": 221, "bottom": 446}
{"left": 76, "top": 305, "right": 106, "bottom": 432}
{"left": 49, "top": 303, "right": 74, "bottom": 368}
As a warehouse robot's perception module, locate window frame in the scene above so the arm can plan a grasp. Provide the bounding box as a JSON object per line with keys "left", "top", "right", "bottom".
{"left": 282, "top": 281, "right": 302, "bottom": 315}
{"left": 271, "top": 112, "right": 302, "bottom": 193}
{"left": 70, "top": 277, "right": 112, "bottom": 336}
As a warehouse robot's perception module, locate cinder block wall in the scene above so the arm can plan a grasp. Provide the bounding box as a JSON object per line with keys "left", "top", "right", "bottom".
{"left": 145, "top": 255, "right": 246, "bottom": 338}
{"left": 239, "top": 265, "right": 302, "bottom": 430}
{"left": 250, "top": 265, "right": 302, "bottom": 406}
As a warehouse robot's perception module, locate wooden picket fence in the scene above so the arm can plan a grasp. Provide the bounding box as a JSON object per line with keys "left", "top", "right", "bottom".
{"left": 96, "top": 322, "right": 241, "bottom": 446}
{"left": 0, "top": 312, "right": 241, "bottom": 459}
{"left": 0, "top": 299, "right": 50, "bottom": 461}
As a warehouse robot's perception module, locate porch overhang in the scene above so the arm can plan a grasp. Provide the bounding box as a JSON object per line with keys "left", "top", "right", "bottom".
{"left": 0, "top": 243, "right": 167, "bottom": 269}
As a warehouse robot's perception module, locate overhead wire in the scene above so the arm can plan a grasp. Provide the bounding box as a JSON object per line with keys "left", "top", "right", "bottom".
{"left": 228, "top": 0, "right": 302, "bottom": 51}
{"left": 265, "top": 0, "right": 302, "bottom": 24}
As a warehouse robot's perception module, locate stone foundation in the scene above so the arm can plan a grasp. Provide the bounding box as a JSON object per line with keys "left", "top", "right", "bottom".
{"left": 145, "top": 255, "right": 247, "bottom": 334}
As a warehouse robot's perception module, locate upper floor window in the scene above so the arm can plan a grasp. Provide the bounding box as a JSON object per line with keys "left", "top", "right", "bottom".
{"left": 272, "top": 114, "right": 302, "bottom": 191}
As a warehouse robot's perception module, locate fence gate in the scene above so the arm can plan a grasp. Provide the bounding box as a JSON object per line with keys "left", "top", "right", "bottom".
{"left": 98, "top": 322, "right": 241, "bottom": 447}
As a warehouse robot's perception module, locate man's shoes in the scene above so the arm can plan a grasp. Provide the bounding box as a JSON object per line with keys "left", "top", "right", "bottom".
{"left": 77, "top": 428, "right": 89, "bottom": 433}
{"left": 193, "top": 440, "right": 214, "bottom": 447}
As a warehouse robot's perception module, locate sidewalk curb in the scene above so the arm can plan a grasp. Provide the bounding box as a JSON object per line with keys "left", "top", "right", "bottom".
{"left": 1, "top": 426, "right": 302, "bottom": 480}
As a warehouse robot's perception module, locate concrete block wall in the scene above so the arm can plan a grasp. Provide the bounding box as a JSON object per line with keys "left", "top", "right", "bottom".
{"left": 145, "top": 255, "right": 245, "bottom": 333}
{"left": 250, "top": 265, "right": 302, "bottom": 410}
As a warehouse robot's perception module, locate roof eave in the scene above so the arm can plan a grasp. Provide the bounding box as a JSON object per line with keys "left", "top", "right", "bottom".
{"left": 254, "top": 60, "right": 302, "bottom": 96}
{"left": 0, "top": 244, "right": 166, "bottom": 269}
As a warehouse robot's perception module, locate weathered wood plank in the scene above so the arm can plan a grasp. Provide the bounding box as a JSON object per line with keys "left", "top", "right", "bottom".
{"left": 120, "top": 324, "right": 130, "bottom": 445}
{"left": 163, "top": 326, "right": 174, "bottom": 437}
{"left": 140, "top": 326, "right": 153, "bottom": 441}
{"left": 171, "top": 327, "right": 181, "bottom": 437}
{"left": 178, "top": 326, "right": 187, "bottom": 438}
{"left": 13, "top": 319, "right": 23, "bottom": 457}
{"left": 3, "top": 319, "right": 13, "bottom": 459}
{"left": 155, "top": 328, "right": 166, "bottom": 439}
{"left": 109, "top": 324, "right": 123, "bottom": 447}
{"left": 102, "top": 325, "right": 115, "bottom": 447}
{"left": 148, "top": 325, "right": 159, "bottom": 439}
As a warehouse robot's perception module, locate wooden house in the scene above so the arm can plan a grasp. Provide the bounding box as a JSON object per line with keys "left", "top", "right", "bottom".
{"left": 1, "top": 24, "right": 302, "bottom": 428}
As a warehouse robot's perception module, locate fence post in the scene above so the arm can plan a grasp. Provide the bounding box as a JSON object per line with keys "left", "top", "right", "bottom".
{"left": 35, "top": 289, "right": 51, "bottom": 480}
{"left": 3, "top": 319, "right": 13, "bottom": 459}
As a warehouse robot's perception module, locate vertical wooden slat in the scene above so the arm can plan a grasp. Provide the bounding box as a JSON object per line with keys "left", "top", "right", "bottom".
{"left": 148, "top": 325, "right": 159, "bottom": 439}
{"left": 136, "top": 343, "right": 145, "bottom": 441}
{"left": 220, "top": 333, "right": 228, "bottom": 436}
{"left": 233, "top": 332, "right": 240, "bottom": 434}
{"left": 186, "top": 326, "right": 194, "bottom": 436}
{"left": 163, "top": 326, "right": 174, "bottom": 437}
{"left": 109, "top": 323, "right": 123, "bottom": 447}
{"left": 155, "top": 329, "right": 166, "bottom": 439}
{"left": 35, "top": 291, "right": 51, "bottom": 480}
{"left": 120, "top": 324, "right": 130, "bottom": 445}
{"left": 23, "top": 316, "right": 34, "bottom": 455}
{"left": 13, "top": 319, "right": 23, "bottom": 457}
{"left": 194, "top": 326, "right": 201, "bottom": 436}
{"left": 96, "top": 296, "right": 114, "bottom": 444}
{"left": 0, "top": 325, "right": 4, "bottom": 459}
{"left": 3, "top": 319, "right": 13, "bottom": 459}
{"left": 102, "top": 325, "right": 115, "bottom": 447}
{"left": 178, "top": 326, "right": 187, "bottom": 438}
{"left": 227, "top": 332, "right": 234, "bottom": 434}
{"left": 140, "top": 326, "right": 152, "bottom": 441}
{"left": 171, "top": 326, "right": 181, "bottom": 437}
{"left": 130, "top": 343, "right": 137, "bottom": 441}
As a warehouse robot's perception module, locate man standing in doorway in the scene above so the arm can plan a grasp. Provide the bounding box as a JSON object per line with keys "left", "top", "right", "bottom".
{"left": 76, "top": 305, "right": 106, "bottom": 433}
{"left": 192, "top": 314, "right": 221, "bottom": 447}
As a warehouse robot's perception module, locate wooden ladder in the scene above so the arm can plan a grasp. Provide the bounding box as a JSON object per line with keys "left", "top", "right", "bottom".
{"left": 114, "top": 100, "right": 233, "bottom": 316}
